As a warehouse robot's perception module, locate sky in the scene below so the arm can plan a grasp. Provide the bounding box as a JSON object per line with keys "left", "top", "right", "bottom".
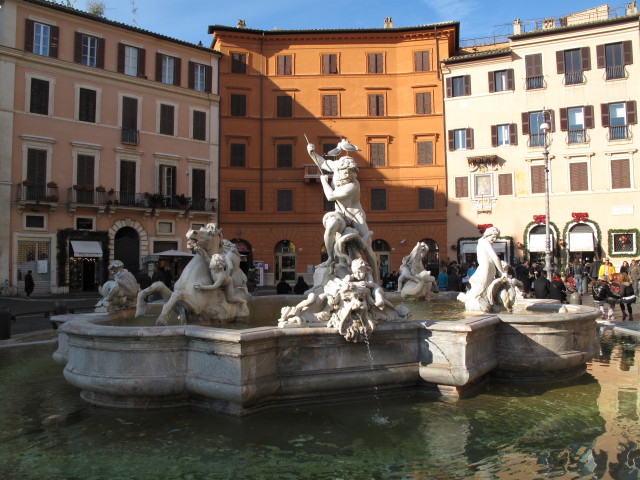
{"left": 70, "top": 0, "right": 615, "bottom": 47}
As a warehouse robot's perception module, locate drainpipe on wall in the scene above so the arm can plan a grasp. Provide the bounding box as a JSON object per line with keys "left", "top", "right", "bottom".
{"left": 259, "top": 32, "right": 264, "bottom": 210}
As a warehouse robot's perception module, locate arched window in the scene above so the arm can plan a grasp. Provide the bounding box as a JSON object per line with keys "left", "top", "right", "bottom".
{"left": 420, "top": 238, "right": 439, "bottom": 271}
{"left": 372, "top": 239, "right": 391, "bottom": 277}
{"left": 275, "top": 240, "right": 296, "bottom": 282}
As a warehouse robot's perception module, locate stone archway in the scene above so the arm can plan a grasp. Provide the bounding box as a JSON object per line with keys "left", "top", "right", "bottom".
{"left": 108, "top": 218, "right": 149, "bottom": 273}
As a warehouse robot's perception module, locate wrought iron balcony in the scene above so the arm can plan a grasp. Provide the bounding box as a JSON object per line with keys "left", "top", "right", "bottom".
{"left": 605, "top": 65, "right": 625, "bottom": 80}
{"left": 191, "top": 197, "right": 217, "bottom": 212}
{"left": 568, "top": 129, "right": 587, "bottom": 144}
{"left": 525, "top": 75, "right": 544, "bottom": 90}
{"left": 121, "top": 129, "right": 139, "bottom": 145}
{"left": 564, "top": 71, "right": 584, "bottom": 85}
{"left": 15, "top": 183, "right": 59, "bottom": 203}
{"left": 609, "top": 125, "right": 630, "bottom": 140}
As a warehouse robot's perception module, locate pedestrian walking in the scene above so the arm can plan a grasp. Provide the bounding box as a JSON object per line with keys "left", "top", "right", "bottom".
{"left": 616, "top": 272, "right": 636, "bottom": 320}
{"left": 24, "top": 270, "right": 35, "bottom": 299}
{"left": 629, "top": 259, "right": 640, "bottom": 296}
{"left": 572, "top": 259, "right": 585, "bottom": 295}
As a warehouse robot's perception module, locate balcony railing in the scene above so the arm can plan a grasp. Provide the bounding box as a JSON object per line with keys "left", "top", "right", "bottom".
{"left": 605, "top": 65, "right": 626, "bottom": 80}
{"left": 609, "top": 125, "right": 629, "bottom": 140}
{"left": 529, "top": 133, "right": 546, "bottom": 147}
{"left": 191, "top": 197, "right": 217, "bottom": 212}
{"left": 526, "top": 75, "right": 544, "bottom": 90}
{"left": 564, "top": 71, "right": 584, "bottom": 85}
{"left": 121, "top": 129, "right": 139, "bottom": 145}
{"left": 15, "top": 183, "right": 59, "bottom": 202}
{"left": 568, "top": 129, "right": 587, "bottom": 144}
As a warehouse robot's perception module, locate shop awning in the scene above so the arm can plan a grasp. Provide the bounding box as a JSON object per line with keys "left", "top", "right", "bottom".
{"left": 528, "top": 234, "right": 555, "bottom": 252}
{"left": 155, "top": 250, "right": 194, "bottom": 257}
{"left": 569, "top": 232, "right": 595, "bottom": 252}
{"left": 70, "top": 240, "right": 103, "bottom": 258}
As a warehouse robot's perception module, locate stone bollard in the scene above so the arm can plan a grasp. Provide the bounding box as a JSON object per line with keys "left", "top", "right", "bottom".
{"left": 0, "top": 306, "right": 11, "bottom": 340}
{"left": 569, "top": 291, "right": 582, "bottom": 305}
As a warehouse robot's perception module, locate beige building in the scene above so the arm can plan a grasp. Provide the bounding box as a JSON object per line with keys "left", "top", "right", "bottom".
{"left": 443, "top": 4, "right": 639, "bottom": 270}
{"left": 0, "top": 0, "right": 221, "bottom": 293}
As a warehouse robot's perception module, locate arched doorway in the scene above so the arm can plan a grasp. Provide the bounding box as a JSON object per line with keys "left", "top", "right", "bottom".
{"left": 567, "top": 223, "right": 597, "bottom": 263}
{"left": 231, "top": 238, "right": 253, "bottom": 273}
{"left": 527, "top": 224, "right": 556, "bottom": 265}
{"left": 275, "top": 240, "right": 296, "bottom": 282}
{"left": 372, "top": 239, "right": 390, "bottom": 277}
{"left": 114, "top": 226, "right": 140, "bottom": 274}
{"left": 420, "top": 238, "right": 440, "bottom": 273}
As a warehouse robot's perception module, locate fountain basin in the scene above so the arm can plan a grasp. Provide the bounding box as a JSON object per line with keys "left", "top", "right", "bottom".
{"left": 53, "top": 299, "right": 600, "bottom": 416}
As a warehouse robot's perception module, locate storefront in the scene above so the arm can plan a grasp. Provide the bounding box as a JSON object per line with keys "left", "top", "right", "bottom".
{"left": 69, "top": 240, "right": 104, "bottom": 292}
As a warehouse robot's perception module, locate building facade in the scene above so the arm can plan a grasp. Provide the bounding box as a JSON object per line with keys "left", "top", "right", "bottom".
{"left": 210, "top": 20, "right": 457, "bottom": 285}
{"left": 443, "top": 5, "right": 640, "bottom": 269}
{"left": 0, "top": 0, "right": 221, "bottom": 293}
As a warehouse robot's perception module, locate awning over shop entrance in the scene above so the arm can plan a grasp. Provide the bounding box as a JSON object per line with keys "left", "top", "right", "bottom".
{"left": 569, "top": 232, "right": 594, "bottom": 252}
{"left": 70, "top": 240, "right": 103, "bottom": 258}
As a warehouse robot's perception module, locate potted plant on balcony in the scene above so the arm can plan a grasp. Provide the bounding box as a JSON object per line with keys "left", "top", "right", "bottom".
{"left": 176, "top": 194, "right": 190, "bottom": 208}
{"left": 47, "top": 181, "right": 58, "bottom": 188}
{"left": 95, "top": 185, "right": 106, "bottom": 192}
{"left": 22, "top": 179, "right": 33, "bottom": 186}
{"left": 73, "top": 184, "right": 83, "bottom": 191}
{"left": 84, "top": 185, "right": 94, "bottom": 191}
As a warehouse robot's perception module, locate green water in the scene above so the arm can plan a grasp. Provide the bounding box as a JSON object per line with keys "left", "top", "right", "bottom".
{"left": 1, "top": 331, "right": 639, "bottom": 479}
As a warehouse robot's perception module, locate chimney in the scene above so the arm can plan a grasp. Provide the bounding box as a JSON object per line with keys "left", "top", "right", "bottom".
{"left": 513, "top": 18, "right": 521, "bottom": 35}
{"left": 542, "top": 18, "right": 555, "bottom": 29}
{"left": 627, "top": 2, "right": 638, "bottom": 15}
{"left": 384, "top": 17, "right": 393, "bottom": 29}
{"left": 237, "top": 19, "right": 247, "bottom": 29}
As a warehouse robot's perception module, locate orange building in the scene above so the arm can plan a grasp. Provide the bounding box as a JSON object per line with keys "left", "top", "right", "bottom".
{"left": 210, "top": 20, "right": 458, "bottom": 285}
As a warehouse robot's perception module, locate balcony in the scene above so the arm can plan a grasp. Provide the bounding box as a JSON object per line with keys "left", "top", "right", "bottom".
{"left": 564, "top": 71, "right": 584, "bottom": 85}
{"left": 121, "top": 129, "right": 139, "bottom": 145}
{"left": 528, "top": 133, "right": 546, "bottom": 147}
{"left": 525, "top": 75, "right": 544, "bottom": 90}
{"left": 304, "top": 164, "right": 322, "bottom": 183}
{"left": 568, "top": 129, "right": 588, "bottom": 144}
{"left": 15, "top": 183, "right": 59, "bottom": 213}
{"left": 190, "top": 197, "right": 217, "bottom": 212}
{"left": 605, "top": 65, "right": 626, "bottom": 80}
{"left": 609, "top": 125, "right": 630, "bottom": 141}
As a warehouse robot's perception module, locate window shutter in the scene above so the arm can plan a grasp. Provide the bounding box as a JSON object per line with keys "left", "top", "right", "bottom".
{"left": 423, "top": 92, "right": 431, "bottom": 113}
{"left": 463, "top": 75, "right": 471, "bottom": 96}
{"left": 488, "top": 71, "right": 495, "bottom": 93}
{"left": 49, "top": 25, "right": 59, "bottom": 58}
{"left": 417, "top": 141, "right": 433, "bottom": 165}
{"left": 205, "top": 65, "right": 212, "bottom": 93}
{"left": 584, "top": 105, "right": 594, "bottom": 128}
{"left": 521, "top": 111, "right": 530, "bottom": 134}
{"left": 556, "top": 50, "right": 565, "bottom": 74}
{"left": 490, "top": 125, "right": 497, "bottom": 147}
{"left": 448, "top": 130, "right": 455, "bottom": 151}
{"left": 416, "top": 93, "right": 424, "bottom": 114}
{"left": 531, "top": 164, "right": 545, "bottom": 194}
{"left": 611, "top": 159, "right": 631, "bottom": 189}
{"left": 545, "top": 109, "right": 556, "bottom": 132}
{"left": 509, "top": 123, "right": 518, "bottom": 145}
{"left": 25, "top": 19, "right": 34, "bottom": 52}
{"left": 596, "top": 45, "right": 605, "bottom": 68}
{"left": 137, "top": 48, "right": 146, "bottom": 77}
{"left": 626, "top": 100, "right": 637, "bottom": 124}
{"left": 506, "top": 69, "right": 515, "bottom": 90}
{"left": 466, "top": 128, "right": 474, "bottom": 150}
{"left": 581, "top": 47, "right": 591, "bottom": 71}
{"left": 445, "top": 77, "right": 452, "bottom": 98}
{"left": 559, "top": 108, "right": 568, "bottom": 131}
{"left": 117, "top": 43, "right": 125, "bottom": 73}
{"left": 569, "top": 162, "right": 588, "bottom": 191}
{"left": 74, "top": 32, "right": 82, "bottom": 63}
{"left": 526, "top": 54, "right": 542, "bottom": 76}
{"left": 322, "top": 54, "right": 330, "bottom": 74}
{"left": 173, "top": 57, "right": 181, "bottom": 86}
{"left": 498, "top": 174, "right": 513, "bottom": 196}
{"left": 455, "top": 177, "right": 468, "bottom": 198}
{"left": 188, "top": 61, "right": 195, "bottom": 89}
{"left": 601, "top": 103, "right": 610, "bottom": 127}
{"left": 623, "top": 40, "right": 633, "bottom": 65}
{"left": 155, "top": 53, "right": 163, "bottom": 81}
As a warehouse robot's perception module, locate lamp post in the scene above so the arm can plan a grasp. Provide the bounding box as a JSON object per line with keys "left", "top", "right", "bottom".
{"left": 540, "top": 115, "right": 553, "bottom": 280}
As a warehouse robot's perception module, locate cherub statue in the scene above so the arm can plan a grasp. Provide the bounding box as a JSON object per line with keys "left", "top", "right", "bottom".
{"left": 194, "top": 253, "right": 247, "bottom": 307}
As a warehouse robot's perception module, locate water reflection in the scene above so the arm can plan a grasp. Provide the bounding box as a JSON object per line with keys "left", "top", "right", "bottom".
{"left": 1, "top": 332, "right": 640, "bottom": 479}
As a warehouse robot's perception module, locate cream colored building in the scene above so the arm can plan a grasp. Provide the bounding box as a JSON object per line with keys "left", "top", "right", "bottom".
{"left": 443, "top": 5, "right": 639, "bottom": 269}
{"left": 0, "top": 0, "right": 221, "bottom": 293}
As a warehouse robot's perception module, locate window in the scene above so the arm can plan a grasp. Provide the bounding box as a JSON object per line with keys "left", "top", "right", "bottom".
{"left": 230, "top": 190, "right": 246, "bottom": 211}
{"left": 368, "top": 94, "right": 384, "bottom": 116}
{"left": 26, "top": 148, "right": 47, "bottom": 199}
{"left": 369, "top": 143, "right": 385, "bottom": 166}
{"left": 75, "top": 154, "right": 95, "bottom": 203}
{"left": 230, "top": 143, "right": 246, "bottom": 167}
{"left": 78, "top": 88, "right": 97, "bottom": 123}
{"left": 448, "top": 128, "right": 473, "bottom": 151}
{"left": 76, "top": 218, "right": 94, "bottom": 230}
{"left": 29, "top": 78, "right": 49, "bottom": 115}
{"left": 454, "top": 176, "right": 469, "bottom": 198}
{"left": 277, "top": 144, "right": 293, "bottom": 168}
{"left": 192, "top": 110, "right": 207, "bottom": 140}
{"left": 415, "top": 92, "right": 431, "bottom": 114}
{"left": 417, "top": 141, "right": 433, "bottom": 165}
{"left": 489, "top": 69, "right": 514, "bottom": 92}
{"left": 277, "top": 96, "right": 292, "bottom": 117}
{"left": 158, "top": 221, "right": 174, "bottom": 234}
{"left": 418, "top": 187, "right": 435, "bottom": 210}
{"left": 159, "top": 104, "right": 175, "bottom": 135}
{"left": 602, "top": 101, "right": 636, "bottom": 140}
{"left": 277, "top": 55, "right": 292, "bottom": 75}
{"left": 611, "top": 231, "right": 636, "bottom": 254}
{"left": 525, "top": 53, "right": 543, "bottom": 90}
{"left": 157, "top": 54, "right": 180, "bottom": 85}
{"left": 189, "top": 62, "right": 211, "bottom": 92}
{"left": 322, "top": 95, "right": 338, "bottom": 116}
{"left": 611, "top": 158, "right": 631, "bottom": 189}
{"left": 491, "top": 124, "right": 517, "bottom": 146}
{"left": 322, "top": 54, "right": 337, "bottom": 74}
{"left": 497, "top": 173, "right": 513, "bottom": 196}
{"left": 474, "top": 174, "right": 493, "bottom": 197}
{"left": 560, "top": 106, "right": 593, "bottom": 144}
{"left": 522, "top": 110, "right": 554, "bottom": 147}
{"left": 191, "top": 168, "right": 206, "bottom": 210}
{"left": 569, "top": 162, "right": 589, "bottom": 192}
{"left": 446, "top": 75, "right": 470, "bottom": 97}
{"left": 117, "top": 43, "right": 145, "bottom": 77}
{"left": 530, "top": 164, "right": 546, "bottom": 194}
{"left": 230, "top": 94, "right": 246, "bottom": 116}
{"left": 231, "top": 53, "right": 247, "bottom": 74}
{"left": 414, "top": 51, "right": 430, "bottom": 72}
{"left": 25, "top": 20, "right": 58, "bottom": 57}
{"left": 74, "top": 33, "right": 104, "bottom": 68}
{"left": 119, "top": 159, "right": 136, "bottom": 205}
{"left": 597, "top": 41, "right": 632, "bottom": 80}
{"left": 158, "top": 165, "right": 176, "bottom": 196}
{"left": 367, "top": 53, "right": 383, "bottom": 73}
{"left": 557, "top": 48, "right": 589, "bottom": 85}
{"left": 25, "top": 215, "right": 45, "bottom": 229}
{"left": 121, "top": 96, "right": 138, "bottom": 144}
{"left": 371, "top": 189, "right": 386, "bottom": 210}
{"left": 277, "top": 190, "right": 293, "bottom": 212}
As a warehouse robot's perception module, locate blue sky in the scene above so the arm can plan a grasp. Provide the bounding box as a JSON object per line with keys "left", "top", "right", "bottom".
{"left": 72, "top": 0, "right": 613, "bottom": 47}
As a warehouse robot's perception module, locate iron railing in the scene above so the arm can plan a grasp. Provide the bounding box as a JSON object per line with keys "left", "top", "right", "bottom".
{"left": 15, "top": 183, "right": 59, "bottom": 202}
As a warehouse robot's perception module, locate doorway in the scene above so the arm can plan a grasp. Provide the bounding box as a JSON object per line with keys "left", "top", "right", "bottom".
{"left": 275, "top": 240, "right": 296, "bottom": 282}
{"left": 114, "top": 226, "right": 140, "bottom": 274}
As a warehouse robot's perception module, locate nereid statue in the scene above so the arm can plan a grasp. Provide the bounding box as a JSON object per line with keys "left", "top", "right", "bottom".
{"left": 397, "top": 241, "right": 435, "bottom": 299}
{"left": 95, "top": 260, "right": 140, "bottom": 312}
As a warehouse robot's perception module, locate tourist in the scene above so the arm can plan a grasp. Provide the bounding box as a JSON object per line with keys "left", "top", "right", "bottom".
{"left": 533, "top": 271, "right": 551, "bottom": 299}
{"left": 466, "top": 263, "right": 477, "bottom": 278}
{"left": 629, "top": 259, "right": 640, "bottom": 296}
{"left": 592, "top": 276, "right": 619, "bottom": 320}
{"left": 572, "top": 259, "right": 585, "bottom": 295}
{"left": 515, "top": 261, "right": 531, "bottom": 295}
{"left": 246, "top": 268, "right": 257, "bottom": 294}
{"left": 550, "top": 273, "right": 567, "bottom": 302}
{"left": 163, "top": 266, "right": 174, "bottom": 289}
{"left": 448, "top": 267, "right": 463, "bottom": 292}
{"left": 293, "top": 276, "right": 309, "bottom": 295}
{"left": 24, "top": 270, "right": 34, "bottom": 299}
{"left": 276, "top": 278, "right": 292, "bottom": 295}
{"left": 598, "top": 259, "right": 615, "bottom": 281}
{"left": 616, "top": 272, "right": 635, "bottom": 320}
{"left": 620, "top": 260, "right": 630, "bottom": 274}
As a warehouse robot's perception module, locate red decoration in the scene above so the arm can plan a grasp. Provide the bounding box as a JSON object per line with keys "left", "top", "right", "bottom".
{"left": 620, "top": 236, "right": 629, "bottom": 244}
{"left": 477, "top": 224, "right": 493, "bottom": 234}
{"left": 558, "top": 239, "right": 566, "bottom": 247}
{"left": 572, "top": 212, "right": 589, "bottom": 223}
{"left": 533, "top": 215, "right": 546, "bottom": 224}
{"left": 516, "top": 242, "right": 524, "bottom": 249}
{"left": 450, "top": 244, "right": 457, "bottom": 250}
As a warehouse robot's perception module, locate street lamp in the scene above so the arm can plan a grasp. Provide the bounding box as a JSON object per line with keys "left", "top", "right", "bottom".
{"left": 540, "top": 116, "right": 553, "bottom": 280}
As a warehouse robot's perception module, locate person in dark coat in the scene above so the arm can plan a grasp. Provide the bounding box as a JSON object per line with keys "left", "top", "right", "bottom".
{"left": 163, "top": 266, "right": 174, "bottom": 289}
{"left": 276, "top": 278, "right": 292, "bottom": 294}
{"left": 448, "top": 269, "right": 464, "bottom": 292}
{"left": 550, "top": 274, "right": 567, "bottom": 302}
{"left": 293, "top": 276, "right": 309, "bottom": 295}
{"left": 24, "top": 270, "right": 35, "bottom": 299}
{"left": 533, "top": 271, "right": 551, "bottom": 299}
